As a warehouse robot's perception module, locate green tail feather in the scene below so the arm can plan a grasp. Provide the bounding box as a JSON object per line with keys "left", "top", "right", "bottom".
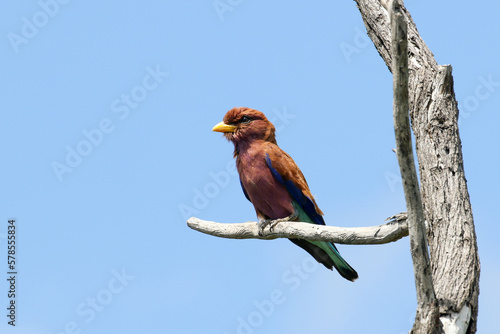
{"left": 293, "top": 202, "right": 358, "bottom": 281}
{"left": 309, "top": 240, "right": 358, "bottom": 281}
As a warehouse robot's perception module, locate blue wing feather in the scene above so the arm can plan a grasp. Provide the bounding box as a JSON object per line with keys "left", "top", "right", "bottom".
{"left": 265, "top": 154, "right": 358, "bottom": 281}
{"left": 265, "top": 154, "right": 325, "bottom": 226}
{"left": 240, "top": 179, "right": 251, "bottom": 202}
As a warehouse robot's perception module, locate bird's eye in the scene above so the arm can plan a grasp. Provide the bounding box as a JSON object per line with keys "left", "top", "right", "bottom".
{"left": 241, "top": 116, "right": 252, "bottom": 124}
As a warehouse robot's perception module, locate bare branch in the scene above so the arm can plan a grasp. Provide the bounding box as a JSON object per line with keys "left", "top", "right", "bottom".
{"left": 187, "top": 214, "right": 408, "bottom": 245}
{"left": 390, "top": 2, "right": 440, "bottom": 332}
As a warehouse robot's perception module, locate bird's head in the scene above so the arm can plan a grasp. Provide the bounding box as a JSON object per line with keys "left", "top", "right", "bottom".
{"left": 212, "top": 107, "right": 277, "bottom": 147}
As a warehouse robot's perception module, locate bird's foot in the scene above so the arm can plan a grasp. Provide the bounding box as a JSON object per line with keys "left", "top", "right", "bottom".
{"left": 258, "top": 210, "right": 299, "bottom": 236}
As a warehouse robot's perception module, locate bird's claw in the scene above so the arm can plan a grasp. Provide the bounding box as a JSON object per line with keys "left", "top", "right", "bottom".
{"left": 258, "top": 210, "right": 299, "bottom": 236}
{"left": 258, "top": 220, "right": 270, "bottom": 236}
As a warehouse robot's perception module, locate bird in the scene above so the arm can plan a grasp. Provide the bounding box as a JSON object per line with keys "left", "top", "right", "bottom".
{"left": 212, "top": 107, "right": 358, "bottom": 281}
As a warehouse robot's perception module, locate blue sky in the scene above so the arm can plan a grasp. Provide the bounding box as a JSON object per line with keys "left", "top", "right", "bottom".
{"left": 1, "top": 1, "right": 499, "bottom": 333}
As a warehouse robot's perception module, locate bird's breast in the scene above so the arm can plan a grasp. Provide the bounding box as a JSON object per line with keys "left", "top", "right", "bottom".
{"left": 237, "top": 149, "right": 294, "bottom": 220}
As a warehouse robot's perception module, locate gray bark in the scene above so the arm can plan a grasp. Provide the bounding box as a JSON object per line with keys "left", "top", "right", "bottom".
{"left": 390, "top": 2, "right": 440, "bottom": 332}
{"left": 354, "top": 0, "right": 480, "bottom": 333}
{"left": 187, "top": 214, "right": 408, "bottom": 244}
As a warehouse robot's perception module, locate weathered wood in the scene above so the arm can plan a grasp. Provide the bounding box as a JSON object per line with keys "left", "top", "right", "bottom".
{"left": 187, "top": 214, "right": 408, "bottom": 244}
{"left": 390, "top": 2, "right": 440, "bottom": 332}
{"left": 354, "top": 0, "right": 480, "bottom": 333}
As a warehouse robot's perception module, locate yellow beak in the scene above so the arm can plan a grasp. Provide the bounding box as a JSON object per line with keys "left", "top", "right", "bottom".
{"left": 212, "top": 121, "right": 237, "bottom": 133}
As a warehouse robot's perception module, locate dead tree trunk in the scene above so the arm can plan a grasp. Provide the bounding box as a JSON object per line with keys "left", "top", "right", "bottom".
{"left": 390, "top": 2, "right": 440, "bottom": 332}
{"left": 353, "top": 1, "right": 480, "bottom": 333}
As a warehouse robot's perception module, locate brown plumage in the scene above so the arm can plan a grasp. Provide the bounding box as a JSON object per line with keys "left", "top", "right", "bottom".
{"left": 213, "top": 107, "right": 358, "bottom": 281}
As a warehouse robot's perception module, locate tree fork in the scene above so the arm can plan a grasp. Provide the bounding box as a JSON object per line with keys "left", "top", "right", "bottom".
{"left": 355, "top": 0, "right": 480, "bottom": 332}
